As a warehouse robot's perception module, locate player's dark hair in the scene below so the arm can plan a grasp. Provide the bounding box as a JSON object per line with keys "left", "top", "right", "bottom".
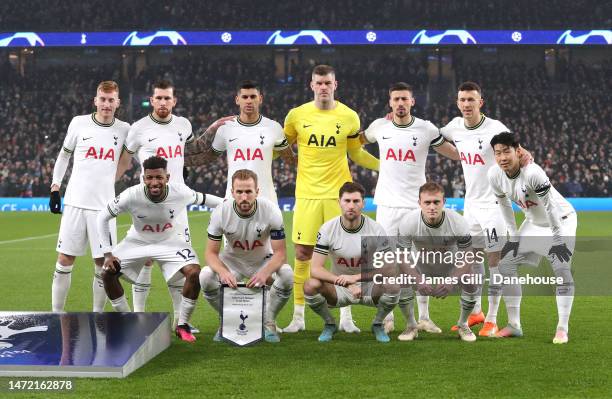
{"left": 419, "top": 182, "right": 445, "bottom": 198}
{"left": 143, "top": 156, "right": 168, "bottom": 171}
{"left": 152, "top": 79, "right": 175, "bottom": 96}
{"left": 237, "top": 80, "right": 261, "bottom": 94}
{"left": 490, "top": 132, "right": 519, "bottom": 149}
{"left": 389, "top": 82, "right": 413, "bottom": 95}
{"left": 312, "top": 64, "right": 335, "bottom": 77}
{"left": 458, "top": 81, "right": 482, "bottom": 95}
{"left": 339, "top": 181, "right": 365, "bottom": 199}
{"left": 232, "top": 169, "right": 258, "bottom": 188}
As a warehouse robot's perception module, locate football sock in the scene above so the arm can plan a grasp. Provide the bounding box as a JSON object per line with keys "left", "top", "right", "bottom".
{"left": 398, "top": 289, "right": 417, "bottom": 327}
{"left": 552, "top": 264, "right": 575, "bottom": 332}
{"left": 502, "top": 283, "right": 522, "bottom": 329}
{"left": 459, "top": 291, "right": 477, "bottom": 326}
{"left": 52, "top": 263, "right": 73, "bottom": 312}
{"left": 485, "top": 266, "right": 502, "bottom": 323}
{"left": 472, "top": 261, "right": 484, "bottom": 314}
{"left": 92, "top": 264, "right": 107, "bottom": 312}
{"left": 132, "top": 265, "right": 152, "bottom": 312}
{"left": 293, "top": 258, "right": 310, "bottom": 306}
{"left": 373, "top": 293, "right": 398, "bottom": 324}
{"left": 305, "top": 293, "right": 334, "bottom": 325}
{"left": 267, "top": 277, "right": 292, "bottom": 323}
{"left": 416, "top": 293, "right": 430, "bottom": 320}
{"left": 178, "top": 296, "right": 197, "bottom": 326}
{"left": 168, "top": 282, "right": 184, "bottom": 325}
{"left": 110, "top": 295, "right": 131, "bottom": 312}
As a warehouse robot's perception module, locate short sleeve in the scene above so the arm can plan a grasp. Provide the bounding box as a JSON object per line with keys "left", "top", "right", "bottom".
{"left": 439, "top": 122, "right": 453, "bottom": 142}
{"left": 283, "top": 109, "right": 298, "bottom": 144}
{"left": 207, "top": 206, "right": 224, "bottom": 241}
{"left": 184, "top": 119, "right": 195, "bottom": 143}
{"left": 106, "top": 188, "right": 131, "bottom": 217}
{"left": 273, "top": 122, "right": 289, "bottom": 151}
{"left": 427, "top": 121, "right": 445, "bottom": 147}
{"left": 211, "top": 125, "right": 226, "bottom": 154}
{"left": 176, "top": 183, "right": 203, "bottom": 206}
{"left": 453, "top": 213, "right": 473, "bottom": 249}
{"left": 62, "top": 118, "right": 79, "bottom": 153}
{"left": 364, "top": 119, "right": 382, "bottom": 144}
{"left": 123, "top": 124, "right": 140, "bottom": 154}
{"left": 313, "top": 223, "right": 331, "bottom": 256}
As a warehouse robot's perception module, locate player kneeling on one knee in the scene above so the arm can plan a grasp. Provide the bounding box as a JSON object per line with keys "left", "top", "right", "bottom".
{"left": 304, "top": 182, "right": 399, "bottom": 343}
{"left": 97, "top": 156, "right": 222, "bottom": 343}
{"left": 200, "top": 169, "right": 293, "bottom": 343}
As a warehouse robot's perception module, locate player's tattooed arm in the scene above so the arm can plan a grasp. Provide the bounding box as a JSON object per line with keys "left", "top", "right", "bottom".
{"left": 185, "top": 115, "right": 235, "bottom": 166}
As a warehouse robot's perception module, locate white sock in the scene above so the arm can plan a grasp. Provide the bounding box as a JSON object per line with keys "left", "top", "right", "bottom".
{"left": 459, "top": 291, "right": 477, "bottom": 326}
{"left": 178, "top": 296, "right": 197, "bottom": 326}
{"left": 471, "top": 262, "right": 484, "bottom": 314}
{"left": 52, "top": 263, "right": 73, "bottom": 312}
{"left": 340, "top": 306, "right": 353, "bottom": 321}
{"left": 168, "top": 283, "right": 184, "bottom": 326}
{"left": 398, "top": 289, "right": 417, "bottom": 327}
{"left": 502, "top": 283, "right": 522, "bottom": 329}
{"left": 555, "top": 284, "right": 574, "bottom": 332}
{"left": 267, "top": 281, "right": 292, "bottom": 323}
{"left": 292, "top": 303, "right": 305, "bottom": 319}
{"left": 92, "top": 264, "right": 107, "bottom": 312}
{"left": 485, "top": 266, "right": 502, "bottom": 323}
{"left": 110, "top": 295, "right": 131, "bottom": 312}
{"left": 132, "top": 265, "right": 152, "bottom": 312}
{"left": 416, "top": 293, "right": 430, "bottom": 321}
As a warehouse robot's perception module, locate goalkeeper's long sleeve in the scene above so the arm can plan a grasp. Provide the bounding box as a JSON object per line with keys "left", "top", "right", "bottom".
{"left": 347, "top": 147, "right": 379, "bottom": 171}
{"left": 52, "top": 150, "right": 71, "bottom": 187}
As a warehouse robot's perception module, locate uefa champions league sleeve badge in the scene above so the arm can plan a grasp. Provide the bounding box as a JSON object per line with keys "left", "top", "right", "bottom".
{"left": 220, "top": 284, "right": 265, "bottom": 346}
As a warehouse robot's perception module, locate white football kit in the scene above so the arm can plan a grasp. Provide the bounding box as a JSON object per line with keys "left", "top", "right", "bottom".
{"left": 488, "top": 163, "right": 577, "bottom": 266}
{"left": 365, "top": 117, "right": 445, "bottom": 235}
{"left": 207, "top": 197, "right": 286, "bottom": 278}
{"left": 212, "top": 115, "right": 289, "bottom": 203}
{"left": 398, "top": 209, "right": 473, "bottom": 276}
{"left": 97, "top": 182, "right": 209, "bottom": 284}
{"left": 314, "top": 215, "right": 391, "bottom": 306}
{"left": 441, "top": 115, "right": 511, "bottom": 252}
{"left": 53, "top": 113, "right": 130, "bottom": 257}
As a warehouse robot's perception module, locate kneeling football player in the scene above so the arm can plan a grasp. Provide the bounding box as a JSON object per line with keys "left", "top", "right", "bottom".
{"left": 97, "top": 156, "right": 222, "bottom": 343}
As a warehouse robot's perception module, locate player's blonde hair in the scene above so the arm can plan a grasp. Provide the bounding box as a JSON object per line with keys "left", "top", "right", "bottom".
{"left": 232, "top": 169, "right": 258, "bottom": 188}
{"left": 97, "top": 80, "right": 119, "bottom": 94}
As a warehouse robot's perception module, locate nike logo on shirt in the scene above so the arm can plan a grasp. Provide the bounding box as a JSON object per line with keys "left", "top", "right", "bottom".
{"left": 82, "top": 137, "right": 93, "bottom": 141}
{"left": 148, "top": 138, "right": 158, "bottom": 142}
{"left": 229, "top": 138, "right": 238, "bottom": 142}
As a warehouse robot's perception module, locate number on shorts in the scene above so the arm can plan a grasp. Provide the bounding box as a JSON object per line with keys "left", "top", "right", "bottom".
{"left": 485, "top": 227, "right": 499, "bottom": 243}
{"left": 184, "top": 227, "right": 191, "bottom": 243}
{"left": 176, "top": 248, "right": 195, "bottom": 260}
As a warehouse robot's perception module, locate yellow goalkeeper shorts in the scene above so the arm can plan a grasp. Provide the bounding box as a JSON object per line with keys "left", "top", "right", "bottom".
{"left": 292, "top": 198, "right": 341, "bottom": 245}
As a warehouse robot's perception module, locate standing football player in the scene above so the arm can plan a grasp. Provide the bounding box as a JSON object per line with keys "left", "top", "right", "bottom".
{"left": 200, "top": 169, "right": 293, "bottom": 343}
{"left": 283, "top": 65, "right": 380, "bottom": 334}
{"left": 488, "top": 133, "right": 576, "bottom": 344}
{"left": 362, "top": 82, "right": 459, "bottom": 335}
{"left": 50, "top": 81, "right": 130, "bottom": 312}
{"left": 98, "top": 156, "right": 222, "bottom": 343}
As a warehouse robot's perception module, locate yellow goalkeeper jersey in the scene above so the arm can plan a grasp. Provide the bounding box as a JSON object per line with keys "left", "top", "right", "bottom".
{"left": 284, "top": 101, "right": 361, "bottom": 199}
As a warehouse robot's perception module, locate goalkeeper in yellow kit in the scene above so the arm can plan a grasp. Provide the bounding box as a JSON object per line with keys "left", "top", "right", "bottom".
{"left": 282, "top": 65, "right": 380, "bottom": 333}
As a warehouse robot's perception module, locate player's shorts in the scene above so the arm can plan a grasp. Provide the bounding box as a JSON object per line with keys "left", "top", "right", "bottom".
{"left": 292, "top": 198, "right": 341, "bottom": 245}
{"left": 219, "top": 253, "right": 273, "bottom": 279}
{"left": 333, "top": 283, "right": 375, "bottom": 307}
{"left": 510, "top": 213, "right": 577, "bottom": 267}
{"left": 56, "top": 205, "right": 117, "bottom": 258}
{"left": 376, "top": 205, "right": 416, "bottom": 236}
{"left": 113, "top": 236, "right": 200, "bottom": 285}
{"left": 463, "top": 204, "right": 507, "bottom": 252}
{"left": 203, "top": 262, "right": 289, "bottom": 285}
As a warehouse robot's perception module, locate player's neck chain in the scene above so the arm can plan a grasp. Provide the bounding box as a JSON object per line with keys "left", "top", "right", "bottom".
{"left": 144, "top": 184, "right": 169, "bottom": 203}
{"left": 506, "top": 168, "right": 521, "bottom": 180}
{"left": 421, "top": 210, "right": 445, "bottom": 229}
{"left": 465, "top": 114, "right": 486, "bottom": 130}
{"left": 237, "top": 115, "right": 262, "bottom": 127}
{"left": 233, "top": 200, "right": 258, "bottom": 219}
{"left": 150, "top": 113, "right": 173, "bottom": 125}
{"left": 392, "top": 115, "right": 415, "bottom": 129}
{"left": 340, "top": 215, "right": 365, "bottom": 234}
{"left": 91, "top": 112, "right": 115, "bottom": 127}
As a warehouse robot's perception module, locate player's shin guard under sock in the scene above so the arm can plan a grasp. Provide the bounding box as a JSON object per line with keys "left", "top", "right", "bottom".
{"left": 203, "top": 288, "right": 221, "bottom": 314}
{"left": 502, "top": 283, "right": 522, "bottom": 329}
{"left": 110, "top": 295, "right": 131, "bottom": 312}
{"left": 555, "top": 283, "right": 574, "bottom": 332}
{"left": 374, "top": 293, "right": 399, "bottom": 324}
{"left": 132, "top": 265, "right": 152, "bottom": 312}
{"left": 267, "top": 281, "right": 292, "bottom": 323}
{"left": 416, "top": 293, "right": 430, "bottom": 321}
{"left": 305, "top": 294, "right": 334, "bottom": 325}
{"left": 485, "top": 266, "right": 502, "bottom": 323}
{"left": 178, "top": 296, "right": 197, "bottom": 326}
{"left": 92, "top": 265, "right": 107, "bottom": 312}
{"left": 52, "top": 263, "right": 73, "bottom": 312}
{"left": 293, "top": 258, "right": 310, "bottom": 307}
{"left": 459, "top": 291, "right": 477, "bottom": 326}
{"left": 168, "top": 283, "right": 184, "bottom": 325}
{"left": 471, "top": 262, "right": 484, "bottom": 314}
{"left": 398, "top": 289, "right": 417, "bottom": 327}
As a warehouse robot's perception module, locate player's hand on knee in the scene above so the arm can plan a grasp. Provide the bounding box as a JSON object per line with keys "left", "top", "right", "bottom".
{"left": 103, "top": 255, "right": 121, "bottom": 274}
{"left": 348, "top": 283, "right": 361, "bottom": 299}
{"left": 416, "top": 281, "right": 433, "bottom": 296}
{"left": 49, "top": 190, "right": 62, "bottom": 214}
{"left": 501, "top": 240, "right": 519, "bottom": 259}
{"left": 220, "top": 270, "right": 238, "bottom": 288}
{"left": 432, "top": 283, "right": 453, "bottom": 298}
{"left": 334, "top": 274, "right": 354, "bottom": 287}
{"left": 247, "top": 270, "right": 270, "bottom": 288}
{"left": 549, "top": 243, "right": 572, "bottom": 263}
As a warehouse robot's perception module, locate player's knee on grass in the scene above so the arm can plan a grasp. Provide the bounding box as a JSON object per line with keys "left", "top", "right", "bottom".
{"left": 303, "top": 278, "right": 322, "bottom": 296}
{"left": 199, "top": 266, "right": 219, "bottom": 292}
{"left": 57, "top": 253, "right": 76, "bottom": 266}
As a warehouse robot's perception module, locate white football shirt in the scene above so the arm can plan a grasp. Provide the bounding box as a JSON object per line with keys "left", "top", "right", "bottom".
{"left": 212, "top": 115, "right": 288, "bottom": 203}
{"left": 207, "top": 197, "right": 285, "bottom": 276}
{"left": 398, "top": 209, "right": 472, "bottom": 253}
{"left": 365, "top": 117, "right": 444, "bottom": 208}
{"left": 124, "top": 113, "right": 193, "bottom": 184}
{"left": 440, "top": 115, "right": 509, "bottom": 207}
{"left": 61, "top": 113, "right": 129, "bottom": 210}
{"left": 314, "top": 215, "right": 391, "bottom": 276}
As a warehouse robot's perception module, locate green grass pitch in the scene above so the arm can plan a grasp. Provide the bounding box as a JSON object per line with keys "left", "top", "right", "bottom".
{"left": 0, "top": 211, "right": 610, "bottom": 398}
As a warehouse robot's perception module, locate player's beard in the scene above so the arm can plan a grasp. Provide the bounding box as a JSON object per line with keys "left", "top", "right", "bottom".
{"left": 155, "top": 107, "right": 170, "bottom": 119}
{"left": 238, "top": 200, "right": 254, "bottom": 214}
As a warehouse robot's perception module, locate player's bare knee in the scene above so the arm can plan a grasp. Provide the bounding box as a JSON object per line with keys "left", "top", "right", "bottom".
{"left": 295, "top": 245, "right": 313, "bottom": 261}
{"left": 199, "top": 266, "right": 218, "bottom": 290}
{"left": 93, "top": 257, "right": 104, "bottom": 267}
{"left": 487, "top": 251, "right": 501, "bottom": 267}
{"left": 276, "top": 264, "right": 294, "bottom": 288}
{"left": 303, "top": 278, "right": 321, "bottom": 295}
{"left": 57, "top": 253, "right": 76, "bottom": 266}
